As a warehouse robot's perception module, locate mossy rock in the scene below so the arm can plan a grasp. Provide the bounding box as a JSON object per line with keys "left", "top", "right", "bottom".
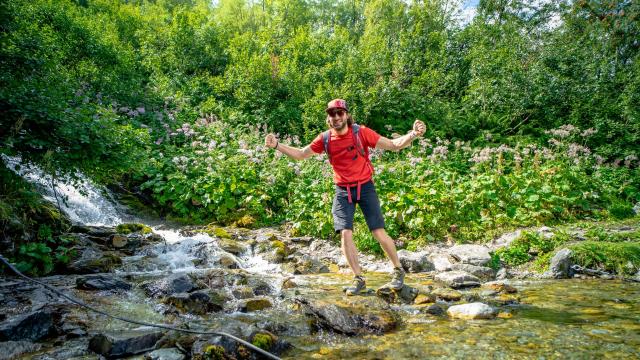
{"left": 218, "top": 239, "right": 247, "bottom": 255}
{"left": 240, "top": 298, "right": 273, "bottom": 312}
{"left": 204, "top": 226, "right": 231, "bottom": 239}
{"left": 203, "top": 344, "right": 226, "bottom": 360}
{"left": 432, "top": 288, "right": 462, "bottom": 302}
{"left": 251, "top": 332, "right": 276, "bottom": 350}
{"left": 115, "top": 223, "right": 152, "bottom": 235}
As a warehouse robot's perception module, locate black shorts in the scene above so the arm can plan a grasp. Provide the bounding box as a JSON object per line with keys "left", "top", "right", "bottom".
{"left": 332, "top": 180, "right": 385, "bottom": 233}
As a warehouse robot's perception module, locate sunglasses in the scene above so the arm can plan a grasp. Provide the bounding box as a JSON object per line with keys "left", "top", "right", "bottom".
{"left": 328, "top": 109, "right": 346, "bottom": 117}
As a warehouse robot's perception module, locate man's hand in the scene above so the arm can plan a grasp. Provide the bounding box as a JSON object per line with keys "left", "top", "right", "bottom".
{"left": 265, "top": 133, "right": 278, "bottom": 149}
{"left": 413, "top": 120, "right": 426, "bottom": 137}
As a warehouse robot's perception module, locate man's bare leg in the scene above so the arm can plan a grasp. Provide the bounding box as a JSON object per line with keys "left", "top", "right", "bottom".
{"left": 371, "top": 228, "right": 401, "bottom": 268}
{"left": 341, "top": 229, "right": 362, "bottom": 275}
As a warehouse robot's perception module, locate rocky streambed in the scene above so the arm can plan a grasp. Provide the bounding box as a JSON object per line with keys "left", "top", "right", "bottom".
{"left": 1, "top": 224, "right": 639, "bottom": 359}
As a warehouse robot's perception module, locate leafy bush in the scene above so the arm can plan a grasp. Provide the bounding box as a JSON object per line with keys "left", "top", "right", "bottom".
{"left": 570, "top": 241, "right": 640, "bottom": 276}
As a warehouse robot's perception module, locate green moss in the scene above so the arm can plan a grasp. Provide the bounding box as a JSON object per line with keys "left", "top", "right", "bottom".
{"left": 203, "top": 225, "right": 231, "bottom": 239}
{"left": 570, "top": 241, "right": 640, "bottom": 275}
{"left": 203, "top": 344, "right": 226, "bottom": 360}
{"left": 115, "top": 223, "right": 152, "bottom": 234}
{"left": 251, "top": 333, "right": 275, "bottom": 350}
{"left": 234, "top": 215, "right": 256, "bottom": 228}
{"left": 271, "top": 240, "right": 288, "bottom": 257}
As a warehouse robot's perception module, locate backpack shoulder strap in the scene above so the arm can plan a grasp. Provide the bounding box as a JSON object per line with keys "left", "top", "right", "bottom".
{"left": 322, "top": 130, "right": 332, "bottom": 163}
{"left": 351, "top": 124, "right": 366, "bottom": 157}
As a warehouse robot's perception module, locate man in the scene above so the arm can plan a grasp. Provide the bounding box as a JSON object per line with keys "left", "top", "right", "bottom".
{"left": 264, "top": 98, "right": 426, "bottom": 295}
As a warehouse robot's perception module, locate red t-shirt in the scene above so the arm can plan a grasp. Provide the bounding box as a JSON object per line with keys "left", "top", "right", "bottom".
{"left": 310, "top": 125, "right": 381, "bottom": 184}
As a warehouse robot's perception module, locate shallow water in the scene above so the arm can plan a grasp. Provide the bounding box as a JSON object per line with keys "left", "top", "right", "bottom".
{"left": 282, "top": 274, "right": 640, "bottom": 359}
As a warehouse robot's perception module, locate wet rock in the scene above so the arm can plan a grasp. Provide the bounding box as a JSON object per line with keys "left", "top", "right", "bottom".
{"left": 218, "top": 238, "right": 247, "bottom": 255}
{"left": 232, "top": 286, "right": 255, "bottom": 299}
{"left": 89, "top": 330, "right": 164, "bottom": 357}
{"left": 0, "top": 309, "right": 53, "bottom": 341}
{"left": 284, "top": 255, "right": 329, "bottom": 274}
{"left": 420, "top": 304, "right": 445, "bottom": 316}
{"left": 249, "top": 330, "right": 291, "bottom": 357}
{"left": 448, "top": 245, "right": 491, "bottom": 266}
{"left": 484, "top": 281, "right": 518, "bottom": 294}
{"left": 376, "top": 285, "right": 419, "bottom": 304}
{"left": 414, "top": 293, "right": 436, "bottom": 305}
{"left": 430, "top": 253, "right": 454, "bottom": 271}
{"left": 447, "top": 302, "right": 496, "bottom": 320}
{"left": 68, "top": 249, "right": 122, "bottom": 274}
{"left": 258, "top": 240, "right": 290, "bottom": 264}
{"left": 491, "top": 294, "right": 520, "bottom": 306}
{"left": 397, "top": 250, "right": 434, "bottom": 273}
{"left": 191, "top": 335, "right": 240, "bottom": 360}
{"left": 217, "top": 254, "right": 240, "bottom": 269}
{"left": 246, "top": 277, "right": 275, "bottom": 296}
{"left": 432, "top": 288, "right": 463, "bottom": 301}
{"left": 164, "top": 291, "right": 223, "bottom": 315}
{"left": 294, "top": 297, "right": 399, "bottom": 335}
{"left": 435, "top": 271, "right": 481, "bottom": 289}
{"left": 282, "top": 278, "right": 297, "bottom": 289}
{"left": 238, "top": 297, "right": 273, "bottom": 312}
{"left": 144, "top": 274, "right": 196, "bottom": 297}
{"left": 70, "top": 225, "right": 116, "bottom": 238}
{"left": 450, "top": 263, "right": 495, "bottom": 281}
{"left": 0, "top": 340, "right": 42, "bottom": 360}
{"left": 544, "top": 248, "right": 573, "bottom": 279}
{"left": 76, "top": 274, "right": 131, "bottom": 291}
{"left": 145, "top": 347, "right": 186, "bottom": 360}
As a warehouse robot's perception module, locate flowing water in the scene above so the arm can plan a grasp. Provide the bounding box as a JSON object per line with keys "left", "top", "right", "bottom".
{"left": 7, "top": 160, "right": 640, "bottom": 359}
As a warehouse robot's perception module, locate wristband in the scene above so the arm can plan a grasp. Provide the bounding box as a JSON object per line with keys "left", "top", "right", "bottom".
{"left": 409, "top": 130, "right": 417, "bottom": 139}
{"left": 275, "top": 141, "right": 279, "bottom": 150}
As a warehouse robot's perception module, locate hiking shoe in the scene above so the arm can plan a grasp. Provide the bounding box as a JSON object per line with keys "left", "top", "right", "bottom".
{"left": 381, "top": 267, "right": 405, "bottom": 290}
{"left": 343, "top": 275, "right": 366, "bottom": 296}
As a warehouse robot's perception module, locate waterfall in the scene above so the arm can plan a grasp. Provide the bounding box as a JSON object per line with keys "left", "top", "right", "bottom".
{"left": 2, "top": 155, "right": 126, "bottom": 226}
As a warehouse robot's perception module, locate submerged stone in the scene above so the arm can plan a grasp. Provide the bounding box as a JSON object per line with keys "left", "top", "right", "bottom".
{"left": 447, "top": 302, "right": 496, "bottom": 320}
{"left": 144, "top": 347, "right": 186, "bottom": 360}
{"left": 76, "top": 274, "right": 131, "bottom": 291}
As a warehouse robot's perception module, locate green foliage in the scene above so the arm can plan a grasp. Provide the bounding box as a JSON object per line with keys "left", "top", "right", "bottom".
{"left": 570, "top": 241, "right": 640, "bottom": 276}
{"left": 495, "top": 230, "right": 569, "bottom": 267}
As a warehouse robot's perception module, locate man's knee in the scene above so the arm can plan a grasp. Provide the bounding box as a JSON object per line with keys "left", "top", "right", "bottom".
{"left": 340, "top": 229, "right": 353, "bottom": 239}
{"left": 371, "top": 228, "right": 386, "bottom": 239}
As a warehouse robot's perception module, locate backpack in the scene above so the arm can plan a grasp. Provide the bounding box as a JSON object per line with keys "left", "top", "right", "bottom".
{"left": 322, "top": 123, "right": 371, "bottom": 167}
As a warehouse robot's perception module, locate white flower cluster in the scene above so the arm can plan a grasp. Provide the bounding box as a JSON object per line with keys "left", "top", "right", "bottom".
{"left": 172, "top": 156, "right": 190, "bottom": 171}
{"left": 546, "top": 124, "right": 578, "bottom": 138}
{"left": 428, "top": 145, "right": 449, "bottom": 162}
{"left": 624, "top": 154, "right": 638, "bottom": 168}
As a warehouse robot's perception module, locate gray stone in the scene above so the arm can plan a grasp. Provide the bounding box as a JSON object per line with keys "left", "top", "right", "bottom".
{"left": 421, "top": 304, "right": 445, "bottom": 316}
{"left": 435, "top": 271, "right": 481, "bottom": 289}
{"left": 0, "top": 340, "right": 41, "bottom": 360}
{"left": 450, "top": 263, "right": 495, "bottom": 281}
{"left": 68, "top": 248, "right": 122, "bottom": 274}
{"left": 397, "top": 250, "right": 434, "bottom": 273}
{"left": 430, "top": 253, "right": 454, "bottom": 271}
{"left": 89, "top": 330, "right": 164, "bottom": 357}
{"left": 447, "top": 302, "right": 496, "bottom": 320}
{"left": 164, "top": 291, "right": 223, "bottom": 315}
{"left": 448, "top": 245, "right": 491, "bottom": 266}
{"left": 0, "top": 309, "right": 53, "bottom": 341}
{"left": 545, "top": 248, "right": 573, "bottom": 279}
{"left": 145, "top": 347, "right": 186, "bottom": 360}
{"left": 76, "top": 274, "right": 132, "bottom": 291}
{"left": 144, "top": 274, "right": 196, "bottom": 297}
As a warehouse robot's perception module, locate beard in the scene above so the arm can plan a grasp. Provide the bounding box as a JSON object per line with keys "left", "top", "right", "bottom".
{"left": 331, "top": 119, "right": 347, "bottom": 131}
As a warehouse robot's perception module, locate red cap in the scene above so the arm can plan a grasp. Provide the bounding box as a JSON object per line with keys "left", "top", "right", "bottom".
{"left": 326, "top": 99, "right": 349, "bottom": 113}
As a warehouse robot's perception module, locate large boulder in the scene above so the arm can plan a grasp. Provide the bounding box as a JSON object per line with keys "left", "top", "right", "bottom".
{"left": 450, "top": 263, "right": 495, "bottom": 281}
{"left": 447, "top": 302, "right": 496, "bottom": 320}
{"left": 294, "top": 297, "right": 399, "bottom": 335}
{"left": 448, "top": 245, "right": 491, "bottom": 266}
{"left": 0, "top": 309, "right": 54, "bottom": 341}
{"left": 89, "top": 330, "right": 164, "bottom": 357}
{"left": 429, "top": 253, "right": 454, "bottom": 271}
{"left": 397, "top": 250, "right": 434, "bottom": 273}
{"left": 435, "top": 271, "right": 481, "bottom": 289}
{"left": 544, "top": 248, "right": 573, "bottom": 279}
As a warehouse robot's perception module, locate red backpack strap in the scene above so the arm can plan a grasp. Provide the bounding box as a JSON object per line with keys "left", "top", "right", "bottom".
{"left": 352, "top": 124, "right": 373, "bottom": 173}
{"left": 322, "top": 130, "right": 332, "bottom": 164}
